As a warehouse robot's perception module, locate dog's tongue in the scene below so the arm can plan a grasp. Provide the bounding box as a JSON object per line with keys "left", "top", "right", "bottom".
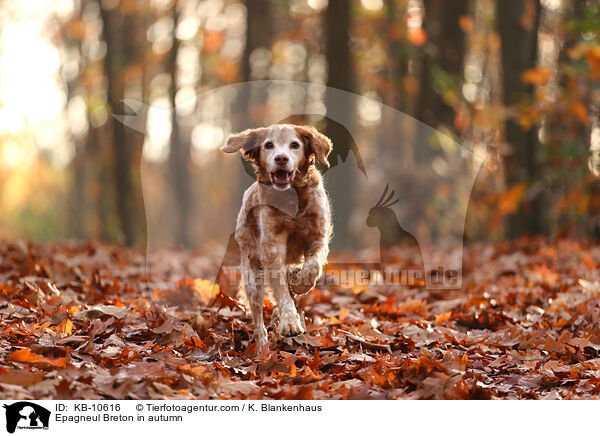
{"left": 274, "top": 170, "right": 291, "bottom": 185}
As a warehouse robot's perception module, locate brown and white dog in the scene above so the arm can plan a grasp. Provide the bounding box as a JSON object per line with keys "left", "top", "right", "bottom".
{"left": 221, "top": 124, "right": 333, "bottom": 348}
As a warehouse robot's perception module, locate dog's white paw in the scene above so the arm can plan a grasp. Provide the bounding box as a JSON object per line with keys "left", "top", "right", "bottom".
{"left": 254, "top": 326, "right": 269, "bottom": 348}
{"left": 287, "top": 263, "right": 319, "bottom": 295}
{"left": 277, "top": 311, "right": 305, "bottom": 337}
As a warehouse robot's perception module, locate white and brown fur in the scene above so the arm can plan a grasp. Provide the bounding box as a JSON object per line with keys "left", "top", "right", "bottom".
{"left": 221, "top": 124, "right": 332, "bottom": 348}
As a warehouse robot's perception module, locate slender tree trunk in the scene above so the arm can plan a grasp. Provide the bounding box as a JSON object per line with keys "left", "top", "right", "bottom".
{"left": 89, "top": 126, "right": 111, "bottom": 240}
{"left": 496, "top": 0, "right": 543, "bottom": 237}
{"left": 67, "top": 2, "right": 85, "bottom": 239}
{"left": 549, "top": 0, "right": 587, "bottom": 145}
{"left": 415, "top": 0, "right": 469, "bottom": 165}
{"left": 570, "top": 0, "right": 591, "bottom": 151}
{"left": 236, "top": 0, "right": 272, "bottom": 128}
{"left": 71, "top": 145, "right": 86, "bottom": 239}
{"left": 418, "top": 0, "right": 469, "bottom": 129}
{"left": 99, "top": 2, "right": 145, "bottom": 246}
{"left": 168, "top": 4, "right": 191, "bottom": 248}
{"left": 234, "top": 0, "right": 273, "bottom": 203}
{"left": 385, "top": 0, "right": 407, "bottom": 112}
{"left": 241, "top": 0, "right": 272, "bottom": 83}
{"left": 325, "top": 0, "right": 356, "bottom": 248}
{"left": 237, "top": 0, "right": 272, "bottom": 128}
{"left": 382, "top": 0, "right": 415, "bottom": 163}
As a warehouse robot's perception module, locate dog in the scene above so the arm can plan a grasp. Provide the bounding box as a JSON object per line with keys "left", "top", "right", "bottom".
{"left": 220, "top": 124, "right": 333, "bottom": 349}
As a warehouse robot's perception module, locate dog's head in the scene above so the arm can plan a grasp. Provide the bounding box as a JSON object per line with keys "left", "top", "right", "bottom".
{"left": 221, "top": 124, "right": 332, "bottom": 191}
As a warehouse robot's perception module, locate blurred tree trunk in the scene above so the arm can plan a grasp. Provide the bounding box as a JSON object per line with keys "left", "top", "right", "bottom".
{"left": 233, "top": 0, "right": 273, "bottom": 207}
{"left": 99, "top": 2, "right": 146, "bottom": 246}
{"left": 67, "top": 2, "right": 85, "bottom": 239}
{"left": 568, "top": 0, "right": 591, "bottom": 151}
{"left": 237, "top": 0, "right": 272, "bottom": 125}
{"left": 418, "top": 0, "right": 469, "bottom": 127}
{"left": 241, "top": 0, "right": 272, "bottom": 83}
{"left": 168, "top": 4, "right": 191, "bottom": 248}
{"left": 416, "top": 0, "right": 469, "bottom": 162}
{"left": 561, "top": 0, "right": 598, "bottom": 237}
{"left": 385, "top": 0, "right": 408, "bottom": 112}
{"left": 382, "top": 0, "right": 416, "bottom": 163}
{"left": 238, "top": 0, "right": 272, "bottom": 124}
{"left": 90, "top": 126, "right": 113, "bottom": 240}
{"left": 496, "top": 0, "right": 543, "bottom": 238}
{"left": 549, "top": 0, "right": 588, "bottom": 150}
{"left": 325, "top": 0, "right": 355, "bottom": 248}
{"left": 70, "top": 146, "right": 86, "bottom": 239}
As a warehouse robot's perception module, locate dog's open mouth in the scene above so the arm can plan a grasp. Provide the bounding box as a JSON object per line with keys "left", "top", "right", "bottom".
{"left": 271, "top": 170, "right": 293, "bottom": 188}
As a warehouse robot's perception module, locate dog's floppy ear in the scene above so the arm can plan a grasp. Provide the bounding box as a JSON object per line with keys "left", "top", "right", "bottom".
{"left": 221, "top": 127, "right": 267, "bottom": 162}
{"left": 295, "top": 125, "right": 332, "bottom": 168}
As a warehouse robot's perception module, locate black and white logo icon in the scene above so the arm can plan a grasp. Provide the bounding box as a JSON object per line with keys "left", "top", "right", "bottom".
{"left": 2, "top": 402, "right": 50, "bottom": 434}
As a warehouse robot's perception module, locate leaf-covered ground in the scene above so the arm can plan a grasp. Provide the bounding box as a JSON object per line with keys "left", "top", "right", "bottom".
{"left": 1, "top": 238, "right": 600, "bottom": 399}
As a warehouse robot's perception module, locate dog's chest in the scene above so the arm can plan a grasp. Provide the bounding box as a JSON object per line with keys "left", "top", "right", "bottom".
{"left": 256, "top": 183, "right": 327, "bottom": 256}
{"left": 284, "top": 208, "right": 320, "bottom": 262}
{"left": 271, "top": 201, "right": 319, "bottom": 236}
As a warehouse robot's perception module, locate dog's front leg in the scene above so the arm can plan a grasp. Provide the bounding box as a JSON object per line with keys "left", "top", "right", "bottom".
{"left": 288, "top": 241, "right": 328, "bottom": 295}
{"left": 242, "top": 260, "right": 268, "bottom": 349}
{"left": 260, "top": 232, "right": 305, "bottom": 337}
{"left": 237, "top": 225, "right": 268, "bottom": 349}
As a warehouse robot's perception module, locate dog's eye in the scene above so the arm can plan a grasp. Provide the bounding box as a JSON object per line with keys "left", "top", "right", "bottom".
{"left": 264, "top": 142, "right": 274, "bottom": 149}
{"left": 290, "top": 142, "right": 300, "bottom": 149}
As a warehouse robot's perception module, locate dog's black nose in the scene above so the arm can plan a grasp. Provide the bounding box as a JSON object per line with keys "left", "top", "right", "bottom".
{"left": 274, "top": 154, "right": 289, "bottom": 166}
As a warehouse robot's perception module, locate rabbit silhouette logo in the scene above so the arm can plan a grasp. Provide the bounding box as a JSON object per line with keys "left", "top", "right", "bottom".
{"left": 3, "top": 402, "right": 50, "bottom": 433}
{"left": 366, "top": 184, "right": 423, "bottom": 266}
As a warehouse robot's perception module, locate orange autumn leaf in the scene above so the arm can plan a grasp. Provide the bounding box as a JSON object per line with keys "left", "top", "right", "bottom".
{"left": 58, "top": 318, "right": 74, "bottom": 335}
{"left": 454, "top": 109, "right": 469, "bottom": 132}
{"left": 339, "top": 307, "right": 350, "bottom": 319}
{"left": 581, "top": 254, "right": 595, "bottom": 270}
{"left": 435, "top": 311, "right": 452, "bottom": 323}
{"left": 459, "top": 15, "right": 474, "bottom": 32}
{"left": 521, "top": 67, "right": 551, "bottom": 85}
{"left": 570, "top": 101, "right": 590, "bottom": 125}
{"left": 586, "top": 46, "right": 600, "bottom": 79}
{"left": 517, "top": 104, "right": 541, "bottom": 130}
{"left": 217, "top": 59, "right": 239, "bottom": 83}
{"left": 193, "top": 278, "right": 220, "bottom": 305}
{"left": 46, "top": 357, "right": 69, "bottom": 368}
{"left": 368, "top": 368, "right": 388, "bottom": 386}
{"left": 179, "top": 364, "right": 207, "bottom": 378}
{"left": 327, "top": 316, "right": 341, "bottom": 325}
{"left": 68, "top": 305, "right": 81, "bottom": 315}
{"left": 66, "top": 19, "right": 86, "bottom": 40}
{"left": 203, "top": 30, "right": 224, "bottom": 52}
{"left": 407, "top": 28, "right": 427, "bottom": 46}
{"left": 8, "top": 349, "right": 68, "bottom": 368}
{"left": 519, "top": 0, "right": 538, "bottom": 30}
{"left": 499, "top": 183, "right": 527, "bottom": 214}
{"left": 8, "top": 349, "right": 46, "bottom": 364}
{"left": 555, "top": 184, "right": 584, "bottom": 213}
{"left": 351, "top": 284, "right": 369, "bottom": 294}
{"left": 191, "top": 336, "right": 204, "bottom": 348}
